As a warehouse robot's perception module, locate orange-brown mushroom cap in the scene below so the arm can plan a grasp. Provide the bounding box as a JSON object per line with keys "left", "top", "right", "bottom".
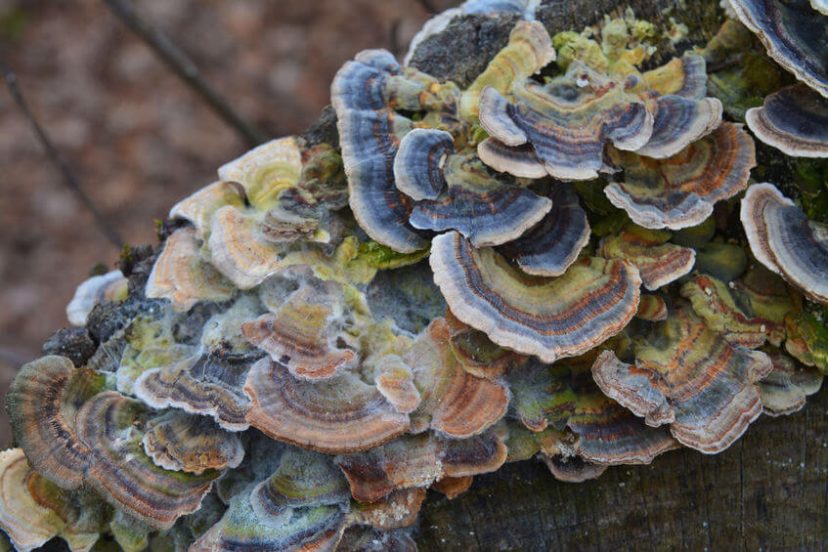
{"left": 244, "top": 358, "right": 410, "bottom": 454}
{"left": 145, "top": 226, "right": 236, "bottom": 312}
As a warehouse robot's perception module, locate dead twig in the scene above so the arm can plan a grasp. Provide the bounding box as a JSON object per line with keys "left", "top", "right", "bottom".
{"left": 0, "top": 60, "right": 124, "bottom": 248}
{"left": 416, "top": 0, "right": 439, "bottom": 14}
{"left": 103, "top": 0, "right": 268, "bottom": 147}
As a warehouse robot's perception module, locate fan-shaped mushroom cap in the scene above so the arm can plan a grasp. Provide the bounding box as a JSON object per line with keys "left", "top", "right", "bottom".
{"left": 251, "top": 449, "right": 350, "bottom": 519}
{"left": 6, "top": 356, "right": 104, "bottom": 489}
{"left": 591, "top": 308, "right": 774, "bottom": 453}
{"left": 784, "top": 312, "right": 828, "bottom": 374}
{"left": 432, "top": 475, "right": 474, "bottom": 499}
{"left": 393, "top": 128, "right": 453, "bottom": 201}
{"left": 507, "top": 361, "right": 577, "bottom": 432}
{"left": 741, "top": 183, "right": 828, "bottom": 305}
{"left": 335, "top": 431, "right": 506, "bottom": 503}
{"left": 635, "top": 95, "right": 723, "bottom": 159}
{"left": 681, "top": 271, "right": 794, "bottom": 348}
{"left": 244, "top": 358, "right": 409, "bottom": 454}
{"left": 242, "top": 280, "right": 356, "bottom": 381}
{"left": 0, "top": 449, "right": 99, "bottom": 552}
{"left": 460, "top": 20, "right": 555, "bottom": 119}
{"left": 477, "top": 139, "right": 548, "bottom": 178}
{"left": 374, "top": 355, "right": 422, "bottom": 414}
{"left": 568, "top": 391, "right": 680, "bottom": 465}
{"left": 73, "top": 391, "right": 218, "bottom": 529}
{"left": 605, "top": 123, "right": 756, "bottom": 230}
{"left": 191, "top": 485, "right": 346, "bottom": 552}
{"left": 728, "top": 0, "right": 828, "bottom": 98}
{"left": 66, "top": 270, "right": 128, "bottom": 327}
{"left": 217, "top": 136, "right": 303, "bottom": 210}
{"left": 404, "top": 318, "right": 510, "bottom": 437}
{"left": 444, "top": 313, "right": 519, "bottom": 379}
{"left": 206, "top": 205, "right": 299, "bottom": 290}
{"left": 497, "top": 185, "right": 590, "bottom": 277}
{"left": 479, "top": 62, "right": 654, "bottom": 181}
{"left": 169, "top": 181, "right": 246, "bottom": 240}
{"left": 134, "top": 354, "right": 253, "bottom": 432}
{"left": 331, "top": 49, "right": 426, "bottom": 253}
{"left": 430, "top": 231, "right": 641, "bottom": 363}
{"left": 636, "top": 294, "right": 668, "bottom": 321}
{"left": 640, "top": 54, "right": 708, "bottom": 100}
{"left": 540, "top": 453, "right": 607, "bottom": 483}
{"left": 746, "top": 84, "right": 828, "bottom": 157}
{"left": 409, "top": 153, "right": 552, "bottom": 247}
{"left": 759, "top": 354, "right": 824, "bottom": 416}
{"left": 146, "top": 227, "right": 235, "bottom": 312}
{"left": 598, "top": 226, "right": 696, "bottom": 290}
{"left": 141, "top": 410, "right": 245, "bottom": 474}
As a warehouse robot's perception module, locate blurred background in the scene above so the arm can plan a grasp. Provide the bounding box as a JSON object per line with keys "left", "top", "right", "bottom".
{"left": 0, "top": 0, "right": 460, "bottom": 444}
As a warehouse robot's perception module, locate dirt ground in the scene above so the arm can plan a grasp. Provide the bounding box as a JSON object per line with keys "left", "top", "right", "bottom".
{"left": 0, "top": 0, "right": 459, "bottom": 445}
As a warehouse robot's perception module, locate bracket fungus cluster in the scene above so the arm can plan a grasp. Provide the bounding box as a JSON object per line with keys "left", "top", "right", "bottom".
{"left": 4, "top": 1, "right": 828, "bottom": 550}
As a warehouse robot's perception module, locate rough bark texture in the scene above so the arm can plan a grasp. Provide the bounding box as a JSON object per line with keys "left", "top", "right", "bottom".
{"left": 405, "top": 1, "right": 828, "bottom": 549}
{"left": 416, "top": 390, "right": 828, "bottom": 550}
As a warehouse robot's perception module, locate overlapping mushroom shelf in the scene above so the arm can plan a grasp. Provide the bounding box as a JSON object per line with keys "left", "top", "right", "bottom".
{"left": 3, "top": 2, "right": 828, "bottom": 550}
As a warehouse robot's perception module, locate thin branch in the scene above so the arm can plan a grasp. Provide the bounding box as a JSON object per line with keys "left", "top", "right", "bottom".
{"left": 0, "top": 60, "right": 124, "bottom": 248}
{"left": 103, "top": 0, "right": 268, "bottom": 147}
{"left": 416, "top": 0, "right": 439, "bottom": 14}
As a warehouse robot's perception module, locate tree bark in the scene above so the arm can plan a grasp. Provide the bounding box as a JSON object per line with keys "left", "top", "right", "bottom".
{"left": 417, "top": 389, "right": 828, "bottom": 550}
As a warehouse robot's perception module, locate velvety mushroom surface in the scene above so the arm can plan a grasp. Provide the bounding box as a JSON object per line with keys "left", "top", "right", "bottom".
{"left": 4, "top": 3, "right": 828, "bottom": 550}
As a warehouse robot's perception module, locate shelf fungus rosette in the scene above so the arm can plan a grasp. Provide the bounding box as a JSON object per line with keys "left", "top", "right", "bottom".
{"left": 478, "top": 61, "right": 654, "bottom": 181}
{"left": 728, "top": 0, "right": 828, "bottom": 98}
{"left": 404, "top": 318, "right": 510, "bottom": 437}
{"left": 605, "top": 123, "right": 756, "bottom": 230}
{"left": 430, "top": 231, "right": 641, "bottom": 363}
{"left": 9, "top": 5, "right": 828, "bottom": 549}
{"left": 741, "top": 183, "right": 828, "bottom": 305}
{"left": 242, "top": 277, "right": 357, "bottom": 381}
{"left": 746, "top": 84, "right": 828, "bottom": 157}
{"left": 507, "top": 360, "right": 678, "bottom": 479}
{"left": 591, "top": 307, "right": 774, "bottom": 453}
{"left": 73, "top": 391, "right": 219, "bottom": 529}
